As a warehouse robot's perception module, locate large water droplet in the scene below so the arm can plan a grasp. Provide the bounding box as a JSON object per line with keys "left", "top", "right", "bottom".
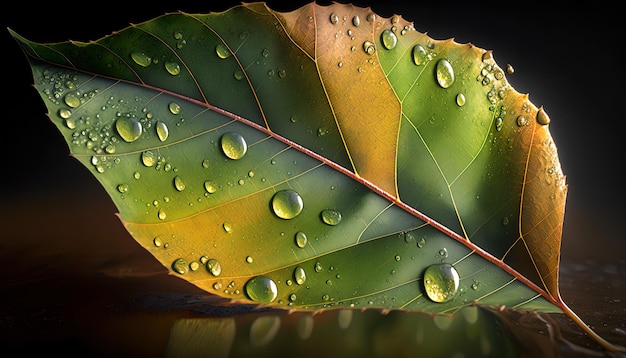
{"left": 245, "top": 276, "right": 278, "bottom": 303}
{"left": 536, "top": 106, "right": 550, "bottom": 125}
{"left": 165, "top": 62, "right": 180, "bottom": 75}
{"left": 220, "top": 132, "right": 247, "bottom": 160}
{"left": 115, "top": 117, "right": 142, "bottom": 142}
{"left": 321, "top": 209, "right": 342, "bottom": 225}
{"left": 141, "top": 150, "right": 157, "bottom": 167}
{"left": 173, "top": 176, "right": 186, "bottom": 191}
{"left": 156, "top": 121, "right": 169, "bottom": 141}
{"left": 329, "top": 13, "right": 339, "bottom": 25}
{"left": 423, "top": 263, "right": 459, "bottom": 303}
{"left": 435, "top": 59, "right": 455, "bottom": 89}
{"left": 206, "top": 258, "right": 222, "bottom": 276}
{"left": 271, "top": 189, "right": 303, "bottom": 219}
{"left": 363, "top": 41, "right": 376, "bottom": 55}
{"left": 172, "top": 258, "right": 188, "bottom": 275}
{"left": 215, "top": 43, "right": 231, "bottom": 59}
{"left": 380, "top": 29, "right": 397, "bottom": 50}
{"left": 64, "top": 92, "right": 80, "bottom": 108}
{"left": 168, "top": 102, "right": 181, "bottom": 115}
{"left": 131, "top": 52, "right": 152, "bottom": 67}
{"left": 294, "top": 266, "right": 307, "bottom": 285}
{"left": 411, "top": 44, "right": 427, "bottom": 65}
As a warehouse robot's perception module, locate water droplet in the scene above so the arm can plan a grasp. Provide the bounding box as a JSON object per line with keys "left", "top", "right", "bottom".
{"left": 141, "top": 150, "right": 157, "bottom": 167}
{"left": 321, "top": 209, "right": 342, "bottom": 225}
{"left": 380, "top": 29, "right": 397, "bottom": 50}
{"left": 294, "top": 266, "right": 307, "bottom": 285}
{"left": 295, "top": 231, "right": 307, "bottom": 248}
{"left": 314, "top": 261, "right": 323, "bottom": 273}
{"left": 172, "top": 258, "right": 188, "bottom": 275}
{"left": 223, "top": 222, "right": 232, "bottom": 233}
{"left": 206, "top": 259, "right": 222, "bottom": 276}
{"left": 233, "top": 70, "right": 244, "bottom": 80}
{"left": 423, "top": 263, "right": 460, "bottom": 303}
{"left": 352, "top": 15, "right": 360, "bottom": 27}
{"left": 271, "top": 190, "right": 303, "bottom": 219}
{"left": 215, "top": 43, "right": 231, "bottom": 59}
{"left": 204, "top": 180, "right": 218, "bottom": 193}
{"left": 115, "top": 117, "right": 142, "bottom": 142}
{"left": 157, "top": 208, "right": 167, "bottom": 220}
{"left": 506, "top": 64, "right": 515, "bottom": 74}
{"left": 261, "top": 48, "right": 270, "bottom": 58}
{"left": 165, "top": 62, "right": 180, "bottom": 75}
{"left": 58, "top": 108, "right": 71, "bottom": 119}
{"left": 495, "top": 117, "right": 503, "bottom": 132}
{"left": 64, "top": 92, "right": 80, "bottom": 108}
{"left": 173, "top": 176, "right": 186, "bottom": 191}
{"left": 245, "top": 276, "right": 278, "bottom": 303}
{"left": 456, "top": 93, "right": 466, "bottom": 107}
{"left": 153, "top": 236, "right": 163, "bottom": 247}
{"left": 220, "top": 132, "right": 247, "bottom": 160}
{"left": 502, "top": 216, "right": 510, "bottom": 226}
{"left": 436, "top": 59, "right": 455, "bottom": 89}
{"left": 155, "top": 121, "right": 169, "bottom": 141}
{"left": 516, "top": 115, "right": 528, "bottom": 127}
{"left": 246, "top": 256, "right": 254, "bottom": 263}
{"left": 363, "top": 41, "right": 376, "bottom": 55}
{"left": 117, "top": 183, "right": 129, "bottom": 193}
{"left": 536, "top": 107, "right": 550, "bottom": 125}
{"left": 417, "top": 237, "right": 426, "bottom": 248}
{"left": 366, "top": 13, "right": 376, "bottom": 23}
{"left": 329, "top": 13, "right": 339, "bottom": 24}
{"left": 168, "top": 102, "right": 181, "bottom": 115}
{"left": 131, "top": 52, "right": 152, "bottom": 67}
{"left": 411, "top": 44, "right": 427, "bottom": 65}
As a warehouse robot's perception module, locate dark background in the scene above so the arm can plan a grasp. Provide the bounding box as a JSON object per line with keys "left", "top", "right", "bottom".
{"left": 2, "top": 0, "right": 624, "bottom": 355}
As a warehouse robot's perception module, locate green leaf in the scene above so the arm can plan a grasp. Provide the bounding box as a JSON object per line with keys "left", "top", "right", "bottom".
{"left": 8, "top": 1, "right": 623, "bottom": 352}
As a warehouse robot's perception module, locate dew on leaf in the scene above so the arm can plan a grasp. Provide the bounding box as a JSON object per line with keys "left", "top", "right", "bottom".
{"left": 294, "top": 266, "right": 307, "bottom": 285}
{"left": 141, "top": 150, "right": 157, "bottom": 167}
{"left": 155, "top": 121, "right": 169, "bottom": 141}
{"left": 536, "top": 107, "right": 550, "bottom": 125}
{"left": 220, "top": 132, "right": 247, "bottom": 160}
{"left": 456, "top": 93, "right": 466, "bottom": 107}
{"left": 516, "top": 115, "right": 528, "bottom": 127}
{"left": 423, "top": 263, "right": 460, "bottom": 303}
{"left": 204, "top": 180, "right": 218, "bottom": 193}
{"left": 173, "top": 176, "right": 186, "bottom": 191}
{"left": 117, "top": 184, "right": 129, "bottom": 193}
{"left": 206, "top": 258, "right": 222, "bottom": 276}
{"left": 352, "top": 15, "right": 360, "bottom": 26}
{"left": 329, "top": 13, "right": 339, "bottom": 24}
{"left": 168, "top": 101, "right": 181, "bottom": 115}
{"left": 215, "top": 43, "right": 231, "bottom": 59}
{"left": 223, "top": 222, "right": 232, "bottom": 233}
{"left": 58, "top": 108, "right": 71, "bottom": 119}
{"left": 131, "top": 52, "right": 152, "bottom": 67}
{"left": 172, "top": 258, "right": 188, "bottom": 275}
{"left": 245, "top": 276, "right": 278, "bottom": 303}
{"left": 164, "top": 62, "right": 180, "bottom": 75}
{"left": 321, "top": 209, "right": 342, "bottom": 225}
{"left": 157, "top": 208, "right": 167, "bottom": 220}
{"left": 436, "top": 59, "right": 455, "bottom": 89}
{"left": 271, "top": 189, "right": 303, "bottom": 219}
{"left": 380, "top": 29, "right": 397, "bottom": 50}
{"left": 295, "top": 231, "right": 308, "bottom": 248}
{"left": 115, "top": 117, "right": 142, "bottom": 143}
{"left": 363, "top": 41, "right": 376, "bottom": 55}
{"left": 64, "top": 92, "right": 80, "bottom": 108}
{"left": 411, "top": 44, "right": 427, "bottom": 66}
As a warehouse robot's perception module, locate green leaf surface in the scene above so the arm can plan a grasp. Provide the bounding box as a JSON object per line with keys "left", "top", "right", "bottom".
{"left": 9, "top": 1, "right": 623, "bottom": 352}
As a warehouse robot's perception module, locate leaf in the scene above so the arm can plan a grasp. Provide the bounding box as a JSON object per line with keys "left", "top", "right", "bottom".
{"left": 8, "top": 1, "right": 623, "bottom": 352}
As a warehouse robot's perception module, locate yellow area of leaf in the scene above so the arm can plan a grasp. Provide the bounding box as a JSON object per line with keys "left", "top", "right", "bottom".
{"left": 276, "top": 3, "right": 400, "bottom": 196}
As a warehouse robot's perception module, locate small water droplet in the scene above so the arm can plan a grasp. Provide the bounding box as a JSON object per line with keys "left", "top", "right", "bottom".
{"left": 245, "top": 276, "right": 278, "bottom": 303}
{"left": 352, "top": 15, "right": 360, "bottom": 26}
{"left": 411, "top": 44, "right": 427, "bottom": 65}
{"left": 456, "top": 93, "right": 466, "bottom": 107}
{"left": 168, "top": 102, "right": 181, "bottom": 115}
{"left": 115, "top": 117, "right": 142, "bottom": 142}
{"left": 58, "top": 108, "right": 72, "bottom": 119}
{"left": 117, "top": 183, "right": 129, "bottom": 193}
{"left": 215, "top": 43, "right": 231, "bottom": 59}
{"left": 141, "top": 151, "right": 157, "bottom": 167}
{"left": 516, "top": 115, "right": 528, "bottom": 127}
{"left": 204, "top": 180, "right": 218, "bottom": 194}
{"left": 165, "top": 62, "right": 180, "bottom": 75}
{"left": 502, "top": 216, "right": 510, "bottom": 226}
{"left": 363, "top": 41, "right": 376, "bottom": 55}
{"left": 271, "top": 189, "right": 303, "bottom": 220}
{"left": 294, "top": 266, "right": 307, "bottom": 285}
{"left": 380, "top": 29, "right": 397, "bottom": 50}
{"left": 295, "top": 231, "right": 308, "bottom": 248}
{"left": 436, "top": 59, "right": 455, "bottom": 89}
{"left": 366, "top": 13, "right": 376, "bottom": 22}
{"left": 321, "top": 209, "right": 342, "bottom": 225}
{"left": 156, "top": 121, "right": 169, "bottom": 141}
{"left": 205, "top": 258, "right": 222, "bottom": 276}
{"left": 417, "top": 237, "right": 426, "bottom": 248}
{"left": 223, "top": 222, "right": 232, "bottom": 233}
{"left": 495, "top": 117, "right": 503, "bottom": 132}
{"left": 172, "top": 258, "right": 188, "bottom": 275}
{"left": 233, "top": 70, "right": 244, "bottom": 80}
{"left": 506, "top": 64, "right": 515, "bottom": 74}
{"left": 314, "top": 261, "right": 323, "bottom": 273}
{"left": 246, "top": 256, "right": 254, "bottom": 263}
{"left": 131, "top": 52, "right": 152, "bottom": 67}
{"left": 173, "top": 176, "right": 186, "bottom": 191}
{"left": 536, "top": 107, "right": 550, "bottom": 125}
{"left": 220, "top": 132, "right": 247, "bottom": 160}
{"left": 64, "top": 92, "right": 80, "bottom": 108}
{"left": 261, "top": 48, "right": 270, "bottom": 58}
